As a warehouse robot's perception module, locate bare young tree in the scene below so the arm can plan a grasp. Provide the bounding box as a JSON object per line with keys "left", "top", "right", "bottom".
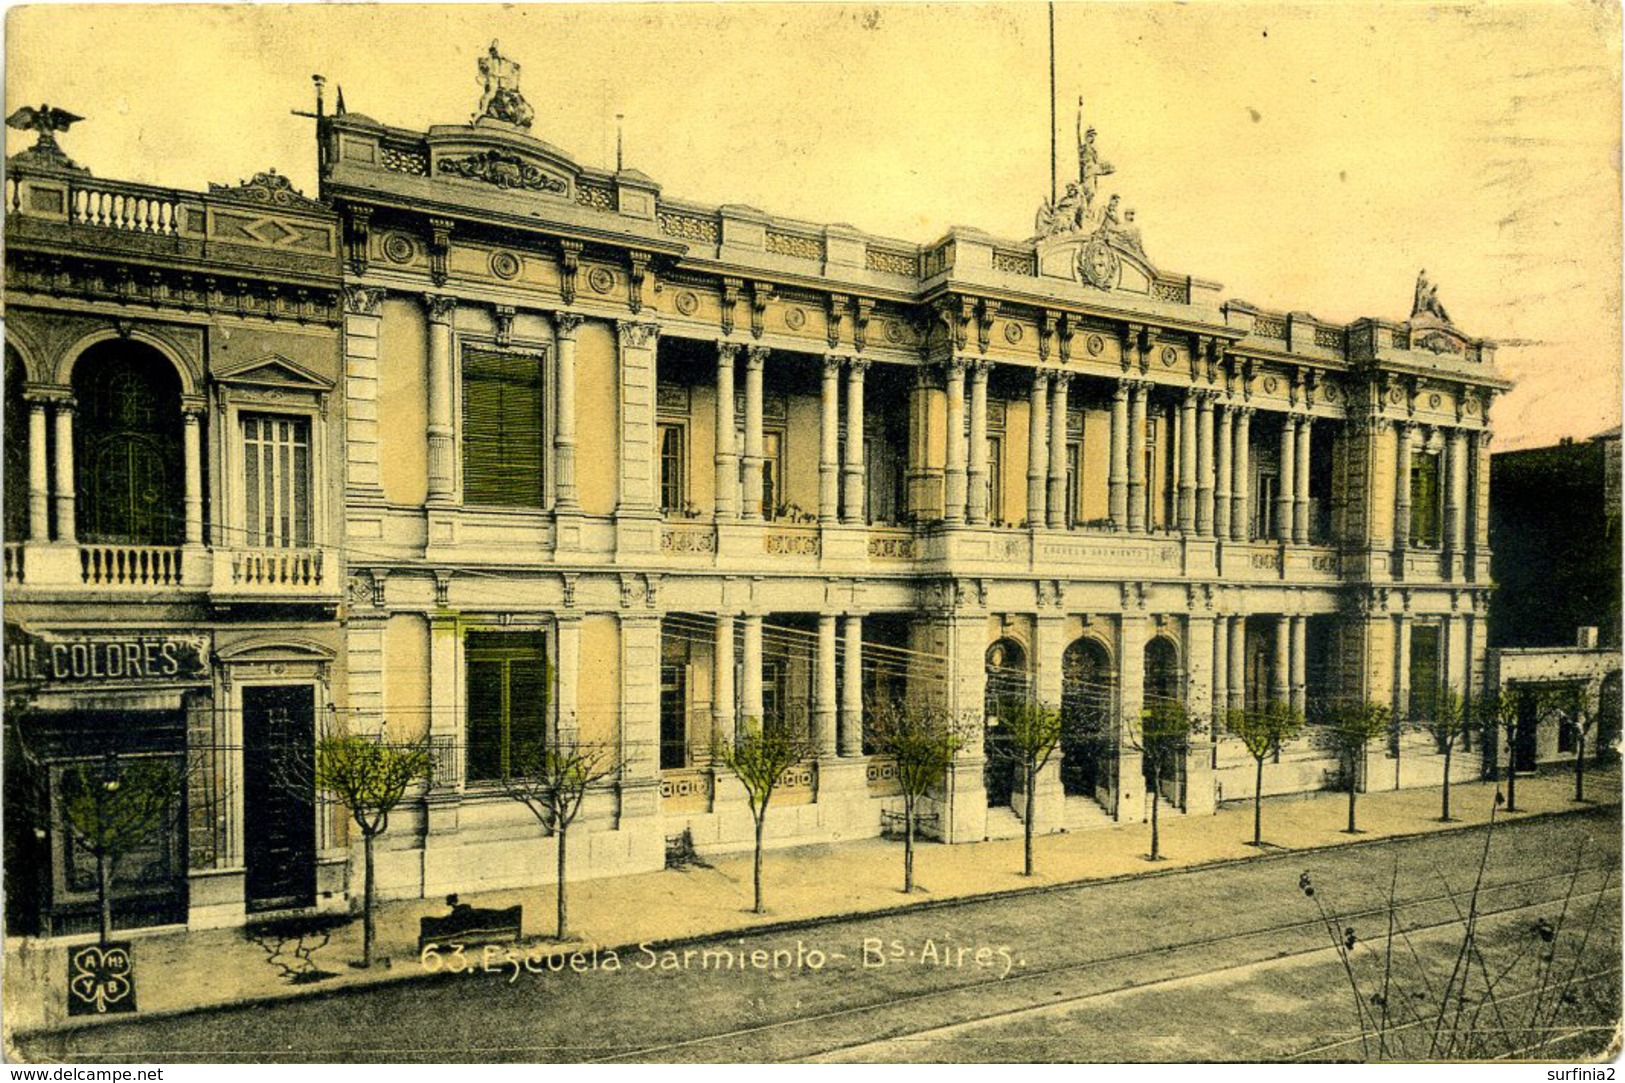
{"left": 500, "top": 737, "right": 621, "bottom": 939}
{"left": 1416, "top": 688, "right": 1468, "bottom": 821}
{"left": 1478, "top": 689, "right": 1526, "bottom": 813}
{"left": 1539, "top": 684, "right": 1602, "bottom": 803}
{"left": 995, "top": 700, "right": 1064, "bottom": 877}
{"left": 59, "top": 754, "right": 185, "bottom": 946}
{"left": 310, "top": 729, "right": 433, "bottom": 968}
{"left": 1127, "top": 700, "right": 1202, "bottom": 861}
{"left": 1227, "top": 700, "right": 1305, "bottom": 847}
{"left": 713, "top": 719, "right": 813, "bottom": 914}
{"left": 1311, "top": 699, "right": 1393, "bottom": 833}
{"left": 868, "top": 698, "right": 970, "bottom": 893}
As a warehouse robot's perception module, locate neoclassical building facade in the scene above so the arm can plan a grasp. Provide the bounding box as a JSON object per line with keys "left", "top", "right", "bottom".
{"left": 317, "top": 55, "right": 1509, "bottom": 900}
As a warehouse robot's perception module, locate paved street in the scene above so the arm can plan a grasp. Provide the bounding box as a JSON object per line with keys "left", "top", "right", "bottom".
{"left": 18, "top": 803, "right": 1619, "bottom": 1064}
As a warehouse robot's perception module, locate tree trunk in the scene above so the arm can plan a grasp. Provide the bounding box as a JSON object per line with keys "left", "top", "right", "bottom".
{"left": 752, "top": 811, "right": 765, "bottom": 913}
{"left": 903, "top": 798, "right": 915, "bottom": 894}
{"left": 1441, "top": 743, "right": 1453, "bottom": 821}
{"left": 1022, "top": 759, "right": 1035, "bottom": 877}
{"left": 1575, "top": 734, "right": 1586, "bottom": 802}
{"left": 1149, "top": 764, "right": 1161, "bottom": 860}
{"left": 362, "top": 831, "right": 376, "bottom": 968}
{"left": 1506, "top": 734, "right": 1519, "bottom": 811}
{"left": 1252, "top": 756, "right": 1264, "bottom": 846}
{"left": 97, "top": 850, "right": 113, "bottom": 947}
{"left": 1346, "top": 759, "right": 1358, "bottom": 833}
{"left": 556, "top": 823, "right": 569, "bottom": 940}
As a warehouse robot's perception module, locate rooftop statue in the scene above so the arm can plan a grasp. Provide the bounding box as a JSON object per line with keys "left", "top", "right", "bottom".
{"left": 1076, "top": 99, "right": 1115, "bottom": 222}
{"left": 1033, "top": 98, "right": 1119, "bottom": 240}
{"left": 475, "top": 40, "right": 534, "bottom": 129}
{"left": 6, "top": 103, "right": 88, "bottom": 173}
{"left": 1411, "top": 269, "right": 1452, "bottom": 325}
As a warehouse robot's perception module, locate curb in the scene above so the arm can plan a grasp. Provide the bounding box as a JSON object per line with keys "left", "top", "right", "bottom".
{"left": 11, "top": 797, "right": 1616, "bottom": 1043}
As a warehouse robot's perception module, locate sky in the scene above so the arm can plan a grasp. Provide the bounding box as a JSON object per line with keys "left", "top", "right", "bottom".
{"left": 6, "top": 2, "right": 1621, "bottom": 450}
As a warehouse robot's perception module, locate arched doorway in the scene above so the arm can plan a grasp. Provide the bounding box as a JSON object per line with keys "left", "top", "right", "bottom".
{"left": 4, "top": 347, "right": 29, "bottom": 542}
{"left": 1060, "top": 637, "right": 1113, "bottom": 799}
{"left": 72, "top": 341, "right": 184, "bottom": 545}
{"left": 1143, "top": 636, "right": 1185, "bottom": 808}
{"left": 984, "top": 638, "right": 1028, "bottom": 807}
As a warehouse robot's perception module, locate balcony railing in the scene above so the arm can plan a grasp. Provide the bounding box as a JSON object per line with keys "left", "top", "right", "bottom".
{"left": 70, "top": 181, "right": 183, "bottom": 235}
{"left": 80, "top": 544, "right": 184, "bottom": 587}
{"left": 231, "top": 548, "right": 325, "bottom": 587}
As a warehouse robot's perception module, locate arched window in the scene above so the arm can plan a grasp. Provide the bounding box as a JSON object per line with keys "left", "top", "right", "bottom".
{"left": 983, "top": 637, "right": 1029, "bottom": 808}
{"left": 1144, "top": 636, "right": 1181, "bottom": 707}
{"left": 1062, "top": 637, "right": 1114, "bottom": 797}
{"left": 4, "top": 347, "right": 29, "bottom": 543}
{"left": 72, "top": 342, "right": 183, "bottom": 545}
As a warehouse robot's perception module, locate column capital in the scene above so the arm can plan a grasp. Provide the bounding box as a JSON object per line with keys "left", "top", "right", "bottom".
{"left": 1112, "top": 378, "right": 1130, "bottom": 400}
{"left": 553, "top": 311, "right": 584, "bottom": 339}
{"left": 424, "top": 292, "right": 457, "bottom": 324}
{"left": 616, "top": 318, "right": 660, "bottom": 349}
{"left": 343, "top": 285, "right": 387, "bottom": 316}
{"left": 181, "top": 402, "right": 208, "bottom": 421}
{"left": 1050, "top": 369, "right": 1074, "bottom": 390}
{"left": 716, "top": 340, "right": 740, "bottom": 364}
{"left": 847, "top": 356, "right": 871, "bottom": 376}
{"left": 822, "top": 354, "right": 844, "bottom": 377}
{"left": 745, "top": 344, "right": 770, "bottom": 369}
{"left": 970, "top": 357, "right": 994, "bottom": 378}
{"left": 27, "top": 388, "right": 72, "bottom": 409}
{"left": 944, "top": 354, "right": 969, "bottom": 378}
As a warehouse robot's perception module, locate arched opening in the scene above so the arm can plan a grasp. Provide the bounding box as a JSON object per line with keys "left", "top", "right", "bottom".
{"left": 1060, "top": 637, "right": 1114, "bottom": 799}
{"left": 1598, "top": 671, "right": 1621, "bottom": 763}
{"left": 4, "top": 347, "right": 29, "bottom": 542}
{"left": 1143, "top": 635, "right": 1185, "bottom": 807}
{"left": 983, "top": 637, "right": 1028, "bottom": 808}
{"left": 72, "top": 341, "right": 184, "bottom": 545}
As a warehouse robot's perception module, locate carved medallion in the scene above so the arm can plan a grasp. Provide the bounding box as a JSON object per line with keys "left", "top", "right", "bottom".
{"left": 1389, "top": 387, "right": 1404, "bottom": 404}
{"left": 588, "top": 267, "right": 615, "bottom": 294}
{"left": 1086, "top": 333, "right": 1105, "bottom": 356}
{"left": 675, "top": 290, "right": 699, "bottom": 316}
{"left": 1429, "top": 392, "right": 1442, "bottom": 408}
{"left": 1078, "top": 237, "right": 1119, "bottom": 290}
{"left": 1463, "top": 398, "right": 1477, "bottom": 416}
{"left": 885, "top": 320, "right": 907, "bottom": 344}
{"left": 382, "top": 233, "right": 416, "bottom": 264}
{"left": 1004, "top": 322, "right": 1023, "bottom": 345}
{"left": 489, "top": 250, "right": 521, "bottom": 280}
{"left": 785, "top": 306, "right": 806, "bottom": 331}
{"left": 1160, "top": 345, "right": 1177, "bottom": 367}
{"left": 437, "top": 149, "right": 566, "bottom": 193}
{"left": 1263, "top": 376, "right": 1279, "bottom": 393}
{"left": 1322, "top": 383, "right": 1339, "bottom": 403}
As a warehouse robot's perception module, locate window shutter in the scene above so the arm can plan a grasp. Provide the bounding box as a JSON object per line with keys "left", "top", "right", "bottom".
{"left": 465, "top": 659, "right": 504, "bottom": 782}
{"left": 463, "top": 348, "right": 544, "bottom": 508}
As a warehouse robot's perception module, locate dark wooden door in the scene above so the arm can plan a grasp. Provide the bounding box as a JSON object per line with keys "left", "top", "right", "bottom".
{"left": 242, "top": 685, "right": 316, "bottom": 912}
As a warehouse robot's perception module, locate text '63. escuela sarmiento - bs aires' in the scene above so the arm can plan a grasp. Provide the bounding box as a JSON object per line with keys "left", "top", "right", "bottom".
{"left": 2, "top": 46, "right": 1508, "bottom": 937}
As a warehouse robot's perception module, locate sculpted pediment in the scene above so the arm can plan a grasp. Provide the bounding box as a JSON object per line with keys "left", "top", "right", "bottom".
{"left": 426, "top": 125, "right": 578, "bottom": 200}
{"left": 212, "top": 352, "right": 335, "bottom": 393}
{"left": 1036, "top": 232, "right": 1157, "bottom": 295}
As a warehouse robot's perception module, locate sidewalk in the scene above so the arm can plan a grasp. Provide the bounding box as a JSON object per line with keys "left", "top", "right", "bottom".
{"left": 6, "top": 762, "right": 1619, "bottom": 1037}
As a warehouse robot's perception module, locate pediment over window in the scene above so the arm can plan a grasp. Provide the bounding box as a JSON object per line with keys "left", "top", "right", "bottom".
{"left": 212, "top": 353, "right": 335, "bottom": 394}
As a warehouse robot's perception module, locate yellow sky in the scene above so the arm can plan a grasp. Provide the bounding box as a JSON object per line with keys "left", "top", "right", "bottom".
{"left": 6, "top": 2, "right": 1620, "bottom": 449}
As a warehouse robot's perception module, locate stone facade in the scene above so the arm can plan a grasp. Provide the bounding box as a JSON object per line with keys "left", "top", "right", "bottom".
{"left": 318, "top": 91, "right": 1509, "bottom": 900}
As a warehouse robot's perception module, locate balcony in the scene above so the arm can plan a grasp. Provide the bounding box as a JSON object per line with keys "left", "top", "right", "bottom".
{"left": 0, "top": 541, "right": 342, "bottom": 604}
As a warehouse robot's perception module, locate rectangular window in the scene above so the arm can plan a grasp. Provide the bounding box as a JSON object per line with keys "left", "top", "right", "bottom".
{"left": 760, "top": 431, "right": 784, "bottom": 520}
{"left": 660, "top": 663, "right": 688, "bottom": 769}
{"left": 462, "top": 347, "right": 544, "bottom": 508}
{"left": 1255, "top": 471, "right": 1279, "bottom": 540}
{"left": 242, "top": 415, "right": 311, "bottom": 548}
{"left": 1066, "top": 442, "right": 1082, "bottom": 528}
{"left": 465, "top": 630, "right": 548, "bottom": 782}
{"left": 987, "top": 436, "right": 1003, "bottom": 524}
{"left": 1408, "top": 625, "right": 1442, "bottom": 722}
{"left": 1410, "top": 452, "right": 1442, "bottom": 546}
{"left": 659, "top": 423, "right": 686, "bottom": 515}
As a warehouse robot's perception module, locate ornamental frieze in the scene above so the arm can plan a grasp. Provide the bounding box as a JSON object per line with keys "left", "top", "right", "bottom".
{"left": 437, "top": 149, "right": 568, "bottom": 194}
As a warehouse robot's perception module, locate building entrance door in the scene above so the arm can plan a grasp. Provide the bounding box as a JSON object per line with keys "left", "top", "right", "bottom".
{"left": 242, "top": 685, "right": 316, "bottom": 912}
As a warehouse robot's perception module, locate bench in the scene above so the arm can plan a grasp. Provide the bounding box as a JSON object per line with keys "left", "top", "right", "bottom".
{"left": 417, "top": 894, "right": 523, "bottom": 952}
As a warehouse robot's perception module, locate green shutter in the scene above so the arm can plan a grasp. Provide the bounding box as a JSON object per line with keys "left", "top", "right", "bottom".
{"left": 463, "top": 348, "right": 545, "bottom": 508}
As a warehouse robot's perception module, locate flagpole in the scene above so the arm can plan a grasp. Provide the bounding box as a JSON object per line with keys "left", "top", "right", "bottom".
{"left": 1049, "top": 0, "right": 1057, "bottom": 205}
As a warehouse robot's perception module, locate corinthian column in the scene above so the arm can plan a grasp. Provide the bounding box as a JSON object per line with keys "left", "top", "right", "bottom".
{"left": 424, "top": 294, "right": 458, "bottom": 501}
{"left": 1214, "top": 403, "right": 1233, "bottom": 540}
{"left": 714, "top": 342, "right": 738, "bottom": 520}
{"left": 1277, "top": 415, "right": 1297, "bottom": 543}
{"left": 1196, "top": 392, "right": 1216, "bottom": 535}
{"left": 1394, "top": 423, "right": 1413, "bottom": 551}
{"left": 843, "top": 359, "right": 868, "bottom": 524}
{"left": 1294, "top": 415, "right": 1313, "bottom": 544}
{"left": 1178, "top": 390, "right": 1198, "bottom": 532}
{"left": 553, "top": 313, "right": 583, "bottom": 512}
{"left": 943, "top": 357, "right": 968, "bottom": 524}
{"left": 967, "top": 360, "right": 991, "bottom": 525}
{"left": 1127, "top": 382, "right": 1148, "bottom": 532}
{"left": 742, "top": 347, "right": 766, "bottom": 520}
{"left": 1109, "top": 380, "right": 1129, "bottom": 531}
{"left": 1231, "top": 408, "right": 1253, "bottom": 541}
{"left": 1027, "top": 368, "right": 1049, "bottom": 527}
{"left": 27, "top": 396, "right": 49, "bottom": 542}
{"left": 1047, "top": 372, "right": 1071, "bottom": 530}
{"left": 819, "top": 355, "right": 842, "bottom": 524}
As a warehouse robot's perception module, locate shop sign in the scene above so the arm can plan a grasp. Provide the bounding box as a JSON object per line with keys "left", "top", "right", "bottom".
{"left": 3, "top": 624, "right": 211, "bottom": 687}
